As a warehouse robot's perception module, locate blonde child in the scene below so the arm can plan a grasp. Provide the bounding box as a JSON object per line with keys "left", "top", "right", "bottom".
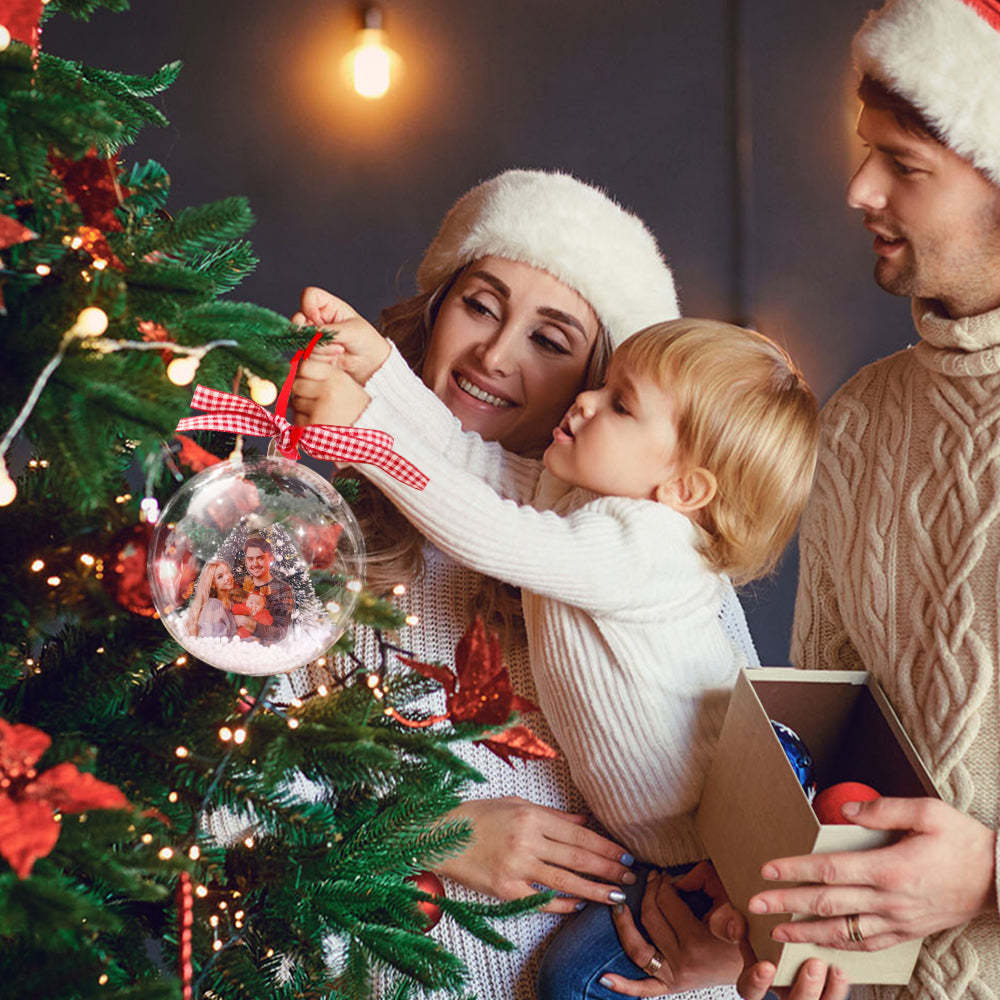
{"left": 301, "top": 311, "right": 818, "bottom": 996}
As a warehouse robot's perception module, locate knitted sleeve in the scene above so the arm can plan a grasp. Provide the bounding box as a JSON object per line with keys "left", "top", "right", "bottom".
{"left": 791, "top": 394, "right": 866, "bottom": 672}
{"left": 364, "top": 344, "right": 542, "bottom": 503}
{"left": 356, "top": 393, "right": 700, "bottom": 618}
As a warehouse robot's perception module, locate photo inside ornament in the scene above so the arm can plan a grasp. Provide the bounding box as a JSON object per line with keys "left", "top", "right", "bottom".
{"left": 148, "top": 455, "right": 365, "bottom": 675}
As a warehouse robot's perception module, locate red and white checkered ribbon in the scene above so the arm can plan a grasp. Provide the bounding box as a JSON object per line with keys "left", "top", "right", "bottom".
{"left": 176, "top": 384, "right": 427, "bottom": 490}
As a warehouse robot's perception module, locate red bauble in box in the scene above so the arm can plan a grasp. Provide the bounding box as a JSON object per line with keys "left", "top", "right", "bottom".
{"left": 813, "top": 781, "right": 880, "bottom": 824}
{"left": 407, "top": 869, "right": 445, "bottom": 931}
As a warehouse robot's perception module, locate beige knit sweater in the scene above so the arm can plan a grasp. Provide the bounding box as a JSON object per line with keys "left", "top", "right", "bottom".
{"left": 792, "top": 298, "right": 1000, "bottom": 1000}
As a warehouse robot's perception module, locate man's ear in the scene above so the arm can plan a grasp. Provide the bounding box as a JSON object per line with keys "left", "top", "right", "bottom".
{"left": 655, "top": 467, "right": 717, "bottom": 513}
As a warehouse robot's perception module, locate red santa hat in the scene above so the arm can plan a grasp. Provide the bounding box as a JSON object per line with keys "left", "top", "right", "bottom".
{"left": 854, "top": 0, "right": 1000, "bottom": 185}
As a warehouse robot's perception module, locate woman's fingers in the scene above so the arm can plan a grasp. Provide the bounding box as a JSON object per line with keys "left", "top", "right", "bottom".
{"left": 299, "top": 286, "right": 361, "bottom": 325}
{"left": 737, "top": 959, "right": 850, "bottom": 1000}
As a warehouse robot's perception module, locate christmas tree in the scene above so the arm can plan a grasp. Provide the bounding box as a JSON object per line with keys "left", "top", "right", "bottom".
{"left": 0, "top": 2, "right": 548, "bottom": 997}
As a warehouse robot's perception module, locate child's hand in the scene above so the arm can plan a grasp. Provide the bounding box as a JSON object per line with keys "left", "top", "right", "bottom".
{"left": 245, "top": 593, "right": 264, "bottom": 615}
{"left": 311, "top": 364, "right": 371, "bottom": 428}
{"left": 291, "top": 286, "right": 390, "bottom": 384}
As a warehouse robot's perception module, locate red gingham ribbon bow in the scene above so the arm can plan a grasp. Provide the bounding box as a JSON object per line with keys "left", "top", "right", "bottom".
{"left": 176, "top": 385, "right": 427, "bottom": 490}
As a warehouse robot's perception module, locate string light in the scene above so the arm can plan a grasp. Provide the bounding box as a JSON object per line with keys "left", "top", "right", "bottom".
{"left": 0, "top": 27, "right": 11, "bottom": 52}
{"left": 30, "top": 559, "right": 44, "bottom": 572}
{"left": 175, "top": 746, "right": 189, "bottom": 758}
{"left": 139, "top": 496, "right": 160, "bottom": 524}
{"left": 158, "top": 846, "right": 174, "bottom": 860}
{"left": 166, "top": 356, "right": 200, "bottom": 386}
{"left": 188, "top": 845, "right": 200, "bottom": 860}
{"left": 80, "top": 553, "right": 95, "bottom": 566}
{"left": 195, "top": 885, "right": 209, "bottom": 898}
{"left": 346, "top": 579, "right": 363, "bottom": 593}
{"left": 247, "top": 373, "right": 278, "bottom": 406}
{"left": 244, "top": 836, "right": 254, "bottom": 848}
{"left": 392, "top": 583, "right": 406, "bottom": 595}
{"left": 287, "top": 718, "right": 300, "bottom": 730}
{"left": 34, "top": 263, "right": 50, "bottom": 276}
{"left": 316, "top": 684, "right": 329, "bottom": 697}
{"left": 0, "top": 458, "right": 16, "bottom": 507}
{"left": 72, "top": 306, "right": 109, "bottom": 338}
{"left": 46, "top": 575, "right": 61, "bottom": 587}
{"left": 98, "top": 973, "right": 109, "bottom": 986}
{"left": 218, "top": 727, "right": 233, "bottom": 742}
{"left": 168, "top": 791, "right": 179, "bottom": 803}
{"left": 141, "top": 833, "right": 154, "bottom": 844}
{"left": 404, "top": 614, "right": 419, "bottom": 626}
{"left": 233, "top": 728, "right": 247, "bottom": 745}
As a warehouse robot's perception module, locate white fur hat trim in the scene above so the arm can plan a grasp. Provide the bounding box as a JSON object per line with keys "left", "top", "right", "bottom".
{"left": 854, "top": 0, "right": 1000, "bottom": 184}
{"left": 416, "top": 170, "right": 680, "bottom": 349}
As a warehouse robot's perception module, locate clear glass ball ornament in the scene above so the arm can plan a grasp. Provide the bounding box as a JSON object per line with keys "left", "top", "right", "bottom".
{"left": 148, "top": 455, "right": 364, "bottom": 675}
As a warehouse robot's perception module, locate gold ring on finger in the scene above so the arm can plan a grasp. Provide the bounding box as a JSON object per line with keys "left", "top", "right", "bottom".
{"left": 642, "top": 951, "right": 664, "bottom": 976}
{"left": 846, "top": 912, "right": 865, "bottom": 943}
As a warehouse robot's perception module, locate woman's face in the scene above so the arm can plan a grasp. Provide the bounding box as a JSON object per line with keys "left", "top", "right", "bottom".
{"left": 213, "top": 563, "right": 234, "bottom": 592}
{"left": 421, "top": 256, "right": 600, "bottom": 455}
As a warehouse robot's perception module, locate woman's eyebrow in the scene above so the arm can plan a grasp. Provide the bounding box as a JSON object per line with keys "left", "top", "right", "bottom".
{"left": 537, "top": 306, "right": 587, "bottom": 341}
{"left": 467, "top": 270, "right": 510, "bottom": 298}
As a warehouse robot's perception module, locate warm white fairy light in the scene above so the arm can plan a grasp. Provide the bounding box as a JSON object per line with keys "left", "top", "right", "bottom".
{"left": 247, "top": 374, "right": 278, "bottom": 406}
{"left": 212, "top": 940, "right": 223, "bottom": 952}
{"left": 98, "top": 973, "right": 109, "bottom": 986}
{"left": 188, "top": 845, "right": 200, "bottom": 860}
{"left": 218, "top": 901, "right": 228, "bottom": 911}
{"left": 392, "top": 583, "right": 406, "bottom": 596}
{"left": 325, "top": 601, "right": 341, "bottom": 615}
{"left": 0, "top": 461, "right": 16, "bottom": 507}
{"left": 175, "top": 655, "right": 188, "bottom": 666}
{"left": 366, "top": 673, "right": 380, "bottom": 689}
{"left": 168, "top": 791, "right": 178, "bottom": 803}
{"left": 139, "top": 496, "right": 160, "bottom": 524}
{"left": 195, "top": 884, "right": 209, "bottom": 898}
{"left": 35, "top": 263, "right": 51, "bottom": 276}
{"left": 141, "top": 833, "right": 154, "bottom": 845}
{"left": 316, "top": 684, "right": 329, "bottom": 697}
{"left": 287, "top": 718, "right": 300, "bottom": 730}
{"left": 404, "top": 614, "right": 419, "bottom": 626}
{"left": 72, "top": 306, "right": 109, "bottom": 338}
{"left": 166, "top": 355, "right": 200, "bottom": 386}
{"left": 46, "top": 575, "right": 61, "bottom": 587}
{"left": 209, "top": 915, "right": 219, "bottom": 928}
{"left": 233, "top": 728, "right": 247, "bottom": 745}
{"left": 80, "top": 553, "right": 95, "bottom": 566}
{"left": 175, "top": 746, "right": 189, "bottom": 758}
{"left": 346, "top": 579, "right": 363, "bottom": 593}
{"left": 158, "top": 847, "right": 174, "bottom": 860}
{"left": 0, "top": 26, "right": 11, "bottom": 52}
{"left": 96, "top": 647, "right": 105, "bottom": 654}
{"left": 243, "top": 836, "right": 254, "bottom": 848}
{"left": 30, "top": 559, "right": 44, "bottom": 572}
{"left": 218, "top": 727, "right": 233, "bottom": 742}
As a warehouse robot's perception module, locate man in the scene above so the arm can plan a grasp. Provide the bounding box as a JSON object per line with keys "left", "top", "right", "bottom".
{"left": 236, "top": 534, "right": 293, "bottom": 644}
{"left": 747, "top": 1, "right": 1000, "bottom": 997}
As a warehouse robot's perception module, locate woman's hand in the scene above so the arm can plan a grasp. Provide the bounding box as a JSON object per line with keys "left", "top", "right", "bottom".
{"left": 434, "top": 797, "right": 637, "bottom": 914}
{"left": 747, "top": 797, "right": 997, "bottom": 950}
{"left": 599, "top": 865, "right": 747, "bottom": 996}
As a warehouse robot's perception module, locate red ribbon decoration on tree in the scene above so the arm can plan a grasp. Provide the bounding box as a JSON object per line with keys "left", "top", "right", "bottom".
{"left": 176, "top": 384, "right": 427, "bottom": 489}
{"left": 390, "top": 617, "right": 558, "bottom": 767}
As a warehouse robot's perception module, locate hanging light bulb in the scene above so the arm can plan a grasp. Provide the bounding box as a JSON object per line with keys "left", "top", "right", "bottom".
{"left": 0, "top": 457, "right": 16, "bottom": 507}
{"left": 0, "top": 27, "right": 11, "bottom": 53}
{"left": 344, "top": 5, "right": 401, "bottom": 100}
{"left": 166, "top": 356, "right": 200, "bottom": 386}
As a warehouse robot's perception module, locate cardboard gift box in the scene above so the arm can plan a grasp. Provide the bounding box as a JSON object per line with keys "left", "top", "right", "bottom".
{"left": 696, "top": 668, "right": 939, "bottom": 986}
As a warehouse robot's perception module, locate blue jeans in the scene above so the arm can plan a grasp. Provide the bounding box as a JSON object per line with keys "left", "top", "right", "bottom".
{"left": 536, "top": 863, "right": 715, "bottom": 1000}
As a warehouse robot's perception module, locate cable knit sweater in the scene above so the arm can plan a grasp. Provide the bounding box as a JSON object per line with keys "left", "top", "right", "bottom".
{"left": 791, "top": 298, "right": 1000, "bottom": 1000}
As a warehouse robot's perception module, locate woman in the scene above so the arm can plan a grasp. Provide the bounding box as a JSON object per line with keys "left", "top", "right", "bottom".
{"left": 288, "top": 170, "right": 759, "bottom": 998}
{"left": 186, "top": 558, "right": 239, "bottom": 638}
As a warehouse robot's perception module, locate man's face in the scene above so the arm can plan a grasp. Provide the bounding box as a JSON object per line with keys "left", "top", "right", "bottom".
{"left": 847, "top": 105, "right": 1000, "bottom": 318}
{"left": 245, "top": 545, "right": 272, "bottom": 581}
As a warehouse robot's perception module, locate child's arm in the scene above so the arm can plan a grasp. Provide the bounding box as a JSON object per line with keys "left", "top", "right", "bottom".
{"left": 353, "top": 392, "right": 705, "bottom": 618}
{"left": 303, "top": 314, "right": 544, "bottom": 503}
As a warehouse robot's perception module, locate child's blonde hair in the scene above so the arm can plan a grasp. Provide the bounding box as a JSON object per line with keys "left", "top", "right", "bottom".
{"left": 616, "top": 318, "right": 819, "bottom": 585}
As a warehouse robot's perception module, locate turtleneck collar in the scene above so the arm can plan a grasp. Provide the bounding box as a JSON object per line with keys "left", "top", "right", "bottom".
{"left": 912, "top": 297, "right": 1000, "bottom": 377}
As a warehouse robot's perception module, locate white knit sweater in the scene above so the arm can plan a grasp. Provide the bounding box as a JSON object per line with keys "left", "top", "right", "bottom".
{"left": 792, "top": 298, "right": 1000, "bottom": 1000}
{"left": 279, "top": 347, "right": 757, "bottom": 999}
{"left": 357, "top": 347, "right": 748, "bottom": 869}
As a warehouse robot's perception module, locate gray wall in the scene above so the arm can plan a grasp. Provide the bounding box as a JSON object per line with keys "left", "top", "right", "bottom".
{"left": 45, "top": 0, "right": 911, "bottom": 665}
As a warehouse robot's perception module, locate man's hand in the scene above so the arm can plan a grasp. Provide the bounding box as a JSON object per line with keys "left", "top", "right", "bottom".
{"left": 748, "top": 797, "right": 997, "bottom": 949}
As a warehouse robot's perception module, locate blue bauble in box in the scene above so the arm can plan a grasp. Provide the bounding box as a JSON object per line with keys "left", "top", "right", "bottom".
{"left": 770, "top": 720, "right": 816, "bottom": 802}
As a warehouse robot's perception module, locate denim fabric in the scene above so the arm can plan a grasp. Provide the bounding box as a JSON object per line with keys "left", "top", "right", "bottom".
{"left": 536, "top": 863, "right": 716, "bottom": 1000}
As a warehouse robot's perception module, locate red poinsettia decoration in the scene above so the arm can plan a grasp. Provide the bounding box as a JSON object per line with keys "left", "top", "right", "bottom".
{"left": 0, "top": 0, "right": 43, "bottom": 54}
{"left": 0, "top": 214, "right": 37, "bottom": 251}
{"left": 173, "top": 433, "right": 222, "bottom": 473}
{"left": 393, "top": 617, "right": 557, "bottom": 766}
{"left": 0, "top": 717, "right": 129, "bottom": 878}
{"left": 48, "top": 148, "right": 129, "bottom": 233}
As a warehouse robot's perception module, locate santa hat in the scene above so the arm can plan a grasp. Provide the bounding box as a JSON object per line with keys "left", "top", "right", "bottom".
{"left": 854, "top": 0, "right": 1000, "bottom": 185}
{"left": 417, "top": 170, "right": 680, "bottom": 349}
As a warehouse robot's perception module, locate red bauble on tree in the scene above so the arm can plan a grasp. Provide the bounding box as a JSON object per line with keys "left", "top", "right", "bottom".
{"left": 407, "top": 869, "right": 445, "bottom": 931}
{"left": 104, "top": 522, "right": 158, "bottom": 617}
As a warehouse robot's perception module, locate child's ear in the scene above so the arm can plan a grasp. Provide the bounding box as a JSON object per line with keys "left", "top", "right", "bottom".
{"left": 655, "top": 467, "right": 717, "bottom": 513}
